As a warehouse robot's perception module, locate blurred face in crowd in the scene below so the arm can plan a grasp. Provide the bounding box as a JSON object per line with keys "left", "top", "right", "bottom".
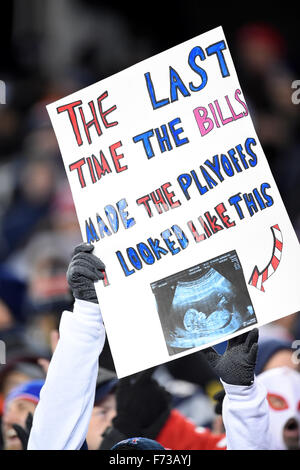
{"left": 263, "top": 348, "right": 300, "bottom": 373}
{"left": 1, "top": 399, "right": 37, "bottom": 450}
{"left": 257, "top": 367, "right": 300, "bottom": 450}
{"left": 0, "top": 300, "right": 14, "bottom": 330}
{"left": 236, "top": 24, "right": 285, "bottom": 75}
{"left": 86, "top": 393, "right": 117, "bottom": 450}
{"left": 21, "top": 159, "right": 55, "bottom": 203}
{"left": 1, "top": 370, "right": 32, "bottom": 398}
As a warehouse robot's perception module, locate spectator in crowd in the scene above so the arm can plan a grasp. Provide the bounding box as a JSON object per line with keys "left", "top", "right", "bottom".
{"left": 257, "top": 366, "right": 300, "bottom": 450}
{"left": 255, "top": 337, "right": 298, "bottom": 375}
{"left": 86, "top": 368, "right": 118, "bottom": 450}
{"left": 0, "top": 266, "right": 27, "bottom": 333}
{"left": 0, "top": 353, "right": 46, "bottom": 401}
{"left": 258, "top": 313, "right": 298, "bottom": 342}
{"left": 235, "top": 22, "right": 300, "bottom": 224}
{"left": 99, "top": 368, "right": 227, "bottom": 451}
{"left": 0, "top": 351, "right": 46, "bottom": 450}
{"left": 0, "top": 157, "right": 56, "bottom": 263}
{"left": 207, "top": 332, "right": 300, "bottom": 449}
{"left": 110, "top": 437, "right": 165, "bottom": 451}
{"left": 255, "top": 335, "right": 300, "bottom": 449}
{"left": 1, "top": 380, "right": 44, "bottom": 450}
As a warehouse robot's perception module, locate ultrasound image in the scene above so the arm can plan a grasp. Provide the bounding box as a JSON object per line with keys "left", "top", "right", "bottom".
{"left": 151, "top": 250, "right": 257, "bottom": 356}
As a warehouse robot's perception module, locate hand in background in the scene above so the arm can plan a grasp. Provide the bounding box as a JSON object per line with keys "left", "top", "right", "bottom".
{"left": 12, "top": 412, "right": 33, "bottom": 450}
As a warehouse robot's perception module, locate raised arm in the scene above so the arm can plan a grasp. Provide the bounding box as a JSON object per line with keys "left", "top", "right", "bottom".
{"left": 28, "top": 243, "right": 106, "bottom": 450}
{"left": 203, "top": 329, "right": 271, "bottom": 450}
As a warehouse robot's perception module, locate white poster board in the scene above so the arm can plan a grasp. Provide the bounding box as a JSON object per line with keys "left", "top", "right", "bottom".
{"left": 47, "top": 26, "right": 300, "bottom": 378}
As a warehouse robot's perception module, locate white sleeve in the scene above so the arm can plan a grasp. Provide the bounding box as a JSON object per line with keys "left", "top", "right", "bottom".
{"left": 222, "top": 377, "right": 271, "bottom": 450}
{"left": 27, "top": 299, "right": 106, "bottom": 450}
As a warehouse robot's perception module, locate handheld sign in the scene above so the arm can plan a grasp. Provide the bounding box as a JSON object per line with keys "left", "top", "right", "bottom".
{"left": 47, "top": 26, "right": 300, "bottom": 378}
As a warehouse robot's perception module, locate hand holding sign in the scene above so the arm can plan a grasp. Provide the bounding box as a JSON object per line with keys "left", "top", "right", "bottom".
{"left": 66, "top": 243, "right": 105, "bottom": 303}
{"left": 203, "top": 328, "right": 259, "bottom": 386}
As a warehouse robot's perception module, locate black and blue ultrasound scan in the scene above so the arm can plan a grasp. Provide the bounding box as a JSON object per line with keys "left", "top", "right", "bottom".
{"left": 151, "top": 250, "right": 257, "bottom": 356}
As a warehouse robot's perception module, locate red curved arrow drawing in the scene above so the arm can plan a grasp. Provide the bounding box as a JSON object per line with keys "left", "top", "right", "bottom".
{"left": 248, "top": 224, "right": 283, "bottom": 292}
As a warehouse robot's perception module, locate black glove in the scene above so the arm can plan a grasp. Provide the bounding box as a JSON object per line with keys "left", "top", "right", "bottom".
{"left": 12, "top": 412, "right": 33, "bottom": 450}
{"left": 66, "top": 243, "right": 105, "bottom": 303}
{"left": 202, "top": 328, "right": 259, "bottom": 386}
{"left": 112, "top": 369, "right": 172, "bottom": 440}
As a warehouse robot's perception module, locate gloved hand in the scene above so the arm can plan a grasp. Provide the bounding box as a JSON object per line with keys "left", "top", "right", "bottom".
{"left": 12, "top": 412, "right": 33, "bottom": 450}
{"left": 202, "top": 328, "right": 259, "bottom": 386}
{"left": 66, "top": 243, "right": 105, "bottom": 303}
{"left": 112, "top": 369, "right": 172, "bottom": 439}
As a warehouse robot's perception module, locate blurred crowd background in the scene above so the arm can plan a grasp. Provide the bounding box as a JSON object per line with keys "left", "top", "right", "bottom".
{"left": 0, "top": 0, "right": 300, "bottom": 442}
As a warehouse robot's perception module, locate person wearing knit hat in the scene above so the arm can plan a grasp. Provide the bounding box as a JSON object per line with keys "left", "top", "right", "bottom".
{"left": 85, "top": 368, "right": 118, "bottom": 450}
{"left": 1, "top": 380, "right": 44, "bottom": 450}
{"left": 255, "top": 338, "right": 294, "bottom": 376}
{"left": 0, "top": 352, "right": 47, "bottom": 400}
{"left": 0, "top": 266, "right": 27, "bottom": 329}
{"left": 111, "top": 437, "right": 165, "bottom": 451}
